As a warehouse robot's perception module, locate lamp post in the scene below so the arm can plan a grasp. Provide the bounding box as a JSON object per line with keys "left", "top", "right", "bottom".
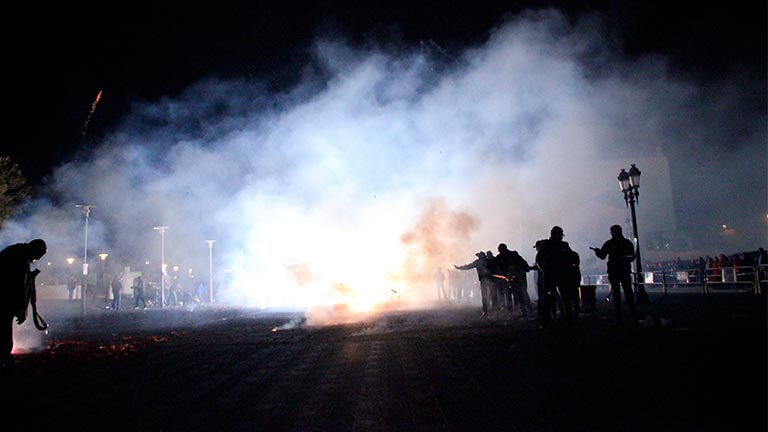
{"left": 76, "top": 204, "right": 95, "bottom": 316}
{"left": 205, "top": 240, "right": 215, "bottom": 303}
{"left": 617, "top": 164, "right": 649, "bottom": 303}
{"left": 66, "top": 257, "right": 75, "bottom": 301}
{"left": 99, "top": 253, "right": 109, "bottom": 307}
{"left": 154, "top": 226, "right": 168, "bottom": 308}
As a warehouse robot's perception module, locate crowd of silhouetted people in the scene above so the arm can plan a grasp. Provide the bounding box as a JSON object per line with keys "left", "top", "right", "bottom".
{"left": 449, "top": 225, "right": 594, "bottom": 329}
{"left": 642, "top": 247, "right": 767, "bottom": 285}
{"left": 445, "top": 226, "right": 766, "bottom": 329}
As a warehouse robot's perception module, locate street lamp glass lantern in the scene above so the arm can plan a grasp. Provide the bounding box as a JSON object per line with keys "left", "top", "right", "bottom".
{"left": 617, "top": 168, "right": 631, "bottom": 192}
{"left": 628, "top": 164, "right": 641, "bottom": 188}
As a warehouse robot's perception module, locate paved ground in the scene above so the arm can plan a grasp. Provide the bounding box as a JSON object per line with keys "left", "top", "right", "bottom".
{"left": 2, "top": 291, "right": 766, "bottom": 432}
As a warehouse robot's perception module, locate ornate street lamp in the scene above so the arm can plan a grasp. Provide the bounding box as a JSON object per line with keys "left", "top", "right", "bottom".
{"left": 618, "top": 164, "right": 649, "bottom": 304}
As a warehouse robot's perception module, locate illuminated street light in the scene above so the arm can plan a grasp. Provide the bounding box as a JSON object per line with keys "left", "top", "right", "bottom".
{"left": 76, "top": 204, "right": 95, "bottom": 316}
{"left": 154, "top": 226, "right": 168, "bottom": 308}
{"left": 99, "top": 253, "right": 109, "bottom": 307}
{"left": 205, "top": 240, "right": 215, "bottom": 303}
{"left": 617, "top": 164, "right": 649, "bottom": 304}
{"left": 65, "top": 257, "right": 76, "bottom": 301}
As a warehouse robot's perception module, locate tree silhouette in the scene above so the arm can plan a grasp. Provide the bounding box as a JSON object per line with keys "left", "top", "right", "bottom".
{"left": 0, "top": 155, "right": 31, "bottom": 226}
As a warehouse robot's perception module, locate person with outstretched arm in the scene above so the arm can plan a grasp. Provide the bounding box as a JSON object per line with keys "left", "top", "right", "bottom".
{"left": 591, "top": 225, "right": 638, "bottom": 325}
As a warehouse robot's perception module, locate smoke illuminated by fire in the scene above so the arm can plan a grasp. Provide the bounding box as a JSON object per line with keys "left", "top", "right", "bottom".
{"left": 223, "top": 196, "right": 478, "bottom": 323}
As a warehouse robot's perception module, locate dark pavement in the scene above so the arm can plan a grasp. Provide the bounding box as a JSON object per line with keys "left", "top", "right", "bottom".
{"left": 3, "top": 291, "right": 766, "bottom": 432}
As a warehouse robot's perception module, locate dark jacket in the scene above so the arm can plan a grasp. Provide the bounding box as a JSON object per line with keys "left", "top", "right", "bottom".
{"left": 594, "top": 236, "right": 635, "bottom": 276}
{"left": 535, "top": 239, "right": 572, "bottom": 277}
{"left": 0, "top": 243, "right": 35, "bottom": 319}
{"left": 455, "top": 255, "right": 492, "bottom": 281}
{"left": 491, "top": 249, "right": 530, "bottom": 281}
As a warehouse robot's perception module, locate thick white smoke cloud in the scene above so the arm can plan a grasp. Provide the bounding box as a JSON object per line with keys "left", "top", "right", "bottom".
{"left": 3, "top": 9, "right": 765, "bottom": 321}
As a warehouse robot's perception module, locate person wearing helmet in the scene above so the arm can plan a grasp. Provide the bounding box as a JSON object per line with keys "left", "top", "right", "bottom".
{"left": 0, "top": 238, "right": 47, "bottom": 367}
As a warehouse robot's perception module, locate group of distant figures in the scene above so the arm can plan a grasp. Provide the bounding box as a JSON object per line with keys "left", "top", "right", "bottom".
{"left": 65, "top": 273, "right": 209, "bottom": 310}
{"left": 441, "top": 224, "right": 644, "bottom": 328}
{"left": 108, "top": 276, "right": 207, "bottom": 310}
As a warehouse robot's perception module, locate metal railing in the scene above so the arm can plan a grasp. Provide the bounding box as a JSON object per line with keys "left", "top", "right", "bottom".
{"left": 581, "top": 265, "right": 764, "bottom": 301}
{"left": 703, "top": 266, "right": 759, "bottom": 295}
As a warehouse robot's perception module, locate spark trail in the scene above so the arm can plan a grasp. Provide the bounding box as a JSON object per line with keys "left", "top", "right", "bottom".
{"left": 81, "top": 89, "right": 102, "bottom": 138}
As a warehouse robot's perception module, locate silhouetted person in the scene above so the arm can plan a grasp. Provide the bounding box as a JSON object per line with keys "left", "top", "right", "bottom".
{"left": 195, "top": 281, "right": 206, "bottom": 304}
{"left": 0, "top": 238, "right": 47, "bottom": 367}
{"left": 536, "top": 227, "right": 575, "bottom": 327}
{"left": 484, "top": 250, "right": 504, "bottom": 311}
{"left": 736, "top": 252, "right": 755, "bottom": 282}
{"left": 133, "top": 276, "right": 146, "bottom": 309}
{"left": 434, "top": 267, "right": 447, "bottom": 300}
{"left": 448, "top": 268, "right": 462, "bottom": 301}
{"left": 111, "top": 274, "right": 123, "bottom": 310}
{"left": 67, "top": 275, "right": 77, "bottom": 301}
{"left": 455, "top": 252, "right": 493, "bottom": 315}
{"left": 562, "top": 249, "right": 582, "bottom": 320}
{"left": 490, "top": 243, "right": 533, "bottom": 317}
{"left": 591, "top": 225, "right": 638, "bottom": 325}
{"left": 532, "top": 240, "right": 551, "bottom": 322}
{"left": 167, "top": 278, "right": 180, "bottom": 306}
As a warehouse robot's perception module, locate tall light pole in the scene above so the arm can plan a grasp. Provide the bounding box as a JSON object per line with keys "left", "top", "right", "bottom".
{"left": 99, "top": 253, "right": 109, "bottom": 307}
{"left": 76, "top": 204, "right": 95, "bottom": 316}
{"left": 154, "top": 226, "right": 168, "bottom": 308}
{"left": 205, "top": 240, "right": 215, "bottom": 303}
{"left": 66, "top": 257, "right": 75, "bottom": 301}
{"left": 618, "top": 164, "right": 649, "bottom": 303}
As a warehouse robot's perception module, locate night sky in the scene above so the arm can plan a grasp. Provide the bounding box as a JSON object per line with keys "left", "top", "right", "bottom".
{"left": 8, "top": 1, "right": 765, "bottom": 186}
